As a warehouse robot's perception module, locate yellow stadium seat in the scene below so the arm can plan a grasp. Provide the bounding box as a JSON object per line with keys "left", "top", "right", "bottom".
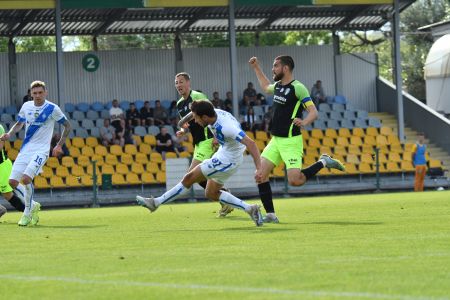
{"left": 346, "top": 153, "right": 360, "bottom": 164}
{"left": 320, "top": 146, "right": 332, "bottom": 156}
{"left": 347, "top": 145, "right": 361, "bottom": 155}
{"left": 105, "top": 154, "right": 119, "bottom": 165}
{"left": 308, "top": 138, "right": 321, "bottom": 149}
{"left": 56, "top": 166, "right": 70, "bottom": 177}
{"left": 303, "top": 155, "right": 316, "bottom": 166}
{"left": 126, "top": 173, "right": 141, "bottom": 185}
{"left": 401, "top": 161, "right": 415, "bottom": 172}
{"left": 139, "top": 143, "right": 152, "bottom": 154}
{"left": 404, "top": 143, "right": 415, "bottom": 152}
{"left": 390, "top": 144, "right": 402, "bottom": 153}
{"left": 150, "top": 152, "right": 163, "bottom": 163}
{"left": 156, "top": 171, "right": 166, "bottom": 183}
{"left": 366, "top": 127, "right": 378, "bottom": 137}
{"left": 377, "top": 162, "right": 388, "bottom": 173}
{"left": 311, "top": 129, "right": 323, "bottom": 139}
{"left": 124, "top": 144, "right": 138, "bottom": 155}
{"left": 66, "top": 175, "right": 82, "bottom": 187}
{"left": 325, "top": 128, "right": 337, "bottom": 139}
{"left": 360, "top": 153, "right": 374, "bottom": 164}
{"left": 144, "top": 135, "right": 157, "bottom": 146}
{"left": 61, "top": 156, "right": 75, "bottom": 168}
{"left": 34, "top": 176, "right": 49, "bottom": 189}
{"left": 101, "top": 164, "right": 114, "bottom": 175}
{"left": 183, "top": 142, "right": 194, "bottom": 153}
{"left": 4, "top": 141, "right": 11, "bottom": 151}
{"left": 301, "top": 130, "right": 310, "bottom": 139}
{"left": 429, "top": 159, "right": 442, "bottom": 168}
{"left": 160, "top": 162, "right": 166, "bottom": 171}
{"left": 386, "top": 162, "right": 401, "bottom": 172}
{"left": 255, "top": 131, "right": 269, "bottom": 142}
{"left": 304, "top": 147, "right": 319, "bottom": 158}
{"left": 71, "top": 137, "right": 85, "bottom": 148}
{"left": 65, "top": 139, "right": 71, "bottom": 148}
{"left": 334, "top": 145, "right": 347, "bottom": 156}
{"left": 120, "top": 153, "right": 133, "bottom": 165}
{"left": 133, "top": 135, "right": 142, "bottom": 146}
{"left": 339, "top": 128, "right": 352, "bottom": 138}
{"left": 50, "top": 176, "right": 65, "bottom": 188}
{"left": 352, "top": 128, "right": 365, "bottom": 137}
{"left": 112, "top": 174, "right": 127, "bottom": 185}
{"left": 95, "top": 145, "right": 108, "bottom": 156}
{"left": 91, "top": 154, "right": 105, "bottom": 166}
{"left": 187, "top": 133, "right": 193, "bottom": 143}
{"left": 142, "top": 173, "right": 156, "bottom": 184}
{"left": 81, "top": 174, "right": 101, "bottom": 186}
{"left": 71, "top": 165, "right": 85, "bottom": 177}
{"left": 13, "top": 139, "right": 22, "bottom": 150}
{"left": 165, "top": 152, "right": 178, "bottom": 159}
{"left": 46, "top": 157, "right": 60, "bottom": 169}
{"left": 146, "top": 162, "right": 159, "bottom": 174}
{"left": 388, "top": 153, "right": 402, "bottom": 163}
{"left": 350, "top": 136, "right": 363, "bottom": 146}
{"left": 359, "top": 163, "right": 373, "bottom": 174}
{"left": 245, "top": 131, "right": 255, "bottom": 140}
{"left": 110, "top": 145, "right": 123, "bottom": 156}
{"left": 69, "top": 147, "right": 81, "bottom": 158}
{"left": 336, "top": 137, "right": 349, "bottom": 147}
{"left": 135, "top": 153, "right": 148, "bottom": 164}
{"left": 378, "top": 145, "right": 389, "bottom": 154}
{"left": 363, "top": 136, "right": 376, "bottom": 146}
{"left": 272, "top": 167, "right": 285, "bottom": 177}
{"left": 403, "top": 152, "right": 412, "bottom": 162}
{"left": 8, "top": 148, "right": 18, "bottom": 160}
{"left": 81, "top": 146, "right": 95, "bottom": 157}
{"left": 322, "top": 137, "right": 335, "bottom": 148}
{"left": 41, "top": 166, "right": 53, "bottom": 179}
{"left": 116, "top": 163, "right": 129, "bottom": 175}
{"left": 376, "top": 135, "right": 388, "bottom": 146}
{"left": 131, "top": 162, "right": 145, "bottom": 175}
{"left": 85, "top": 137, "right": 99, "bottom": 148}
{"left": 361, "top": 145, "right": 374, "bottom": 154}
{"left": 344, "top": 163, "right": 359, "bottom": 175}
{"left": 179, "top": 151, "right": 191, "bottom": 158}
{"left": 77, "top": 155, "right": 90, "bottom": 167}
{"left": 380, "top": 126, "right": 393, "bottom": 136}
{"left": 255, "top": 140, "right": 266, "bottom": 152}
{"left": 377, "top": 153, "right": 388, "bottom": 163}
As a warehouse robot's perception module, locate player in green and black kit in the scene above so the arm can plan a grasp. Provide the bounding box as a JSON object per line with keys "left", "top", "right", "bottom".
{"left": 0, "top": 124, "right": 26, "bottom": 221}
{"left": 249, "top": 55, "right": 345, "bottom": 223}
{"left": 174, "top": 72, "right": 233, "bottom": 217}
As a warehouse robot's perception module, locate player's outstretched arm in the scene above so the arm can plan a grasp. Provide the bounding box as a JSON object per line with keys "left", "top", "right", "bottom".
{"left": 249, "top": 57, "right": 271, "bottom": 94}
{"left": 53, "top": 119, "right": 71, "bottom": 157}
{"left": 0, "top": 121, "right": 24, "bottom": 141}
{"left": 240, "top": 135, "right": 262, "bottom": 182}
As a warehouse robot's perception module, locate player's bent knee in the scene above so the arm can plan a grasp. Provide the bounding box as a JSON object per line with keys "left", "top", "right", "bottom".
{"left": 22, "top": 176, "right": 32, "bottom": 185}
{"left": 8, "top": 179, "right": 19, "bottom": 188}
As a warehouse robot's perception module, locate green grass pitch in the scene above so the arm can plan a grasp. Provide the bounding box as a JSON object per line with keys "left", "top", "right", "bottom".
{"left": 1, "top": 191, "right": 450, "bottom": 300}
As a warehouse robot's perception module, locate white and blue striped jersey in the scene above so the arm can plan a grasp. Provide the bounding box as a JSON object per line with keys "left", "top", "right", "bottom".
{"left": 208, "top": 109, "right": 246, "bottom": 163}
{"left": 17, "top": 100, "right": 67, "bottom": 153}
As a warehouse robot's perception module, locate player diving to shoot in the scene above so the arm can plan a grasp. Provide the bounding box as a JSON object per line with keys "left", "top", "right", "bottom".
{"left": 137, "top": 100, "right": 264, "bottom": 226}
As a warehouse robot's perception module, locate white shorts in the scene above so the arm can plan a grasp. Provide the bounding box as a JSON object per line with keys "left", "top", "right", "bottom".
{"left": 200, "top": 157, "right": 241, "bottom": 185}
{"left": 10, "top": 151, "right": 49, "bottom": 182}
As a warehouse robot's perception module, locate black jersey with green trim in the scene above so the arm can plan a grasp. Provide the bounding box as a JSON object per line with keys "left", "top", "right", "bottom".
{"left": 267, "top": 80, "right": 314, "bottom": 137}
{"left": 177, "top": 90, "right": 214, "bottom": 145}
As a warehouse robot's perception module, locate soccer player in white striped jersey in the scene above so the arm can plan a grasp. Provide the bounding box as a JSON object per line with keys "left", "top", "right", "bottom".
{"left": 0, "top": 81, "right": 71, "bottom": 226}
{"left": 137, "top": 100, "right": 264, "bottom": 226}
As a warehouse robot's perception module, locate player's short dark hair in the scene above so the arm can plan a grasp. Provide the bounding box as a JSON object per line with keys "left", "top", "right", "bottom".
{"left": 30, "top": 80, "right": 46, "bottom": 90}
{"left": 275, "top": 55, "right": 294, "bottom": 71}
{"left": 176, "top": 72, "right": 190, "bottom": 81}
{"left": 191, "top": 100, "right": 216, "bottom": 118}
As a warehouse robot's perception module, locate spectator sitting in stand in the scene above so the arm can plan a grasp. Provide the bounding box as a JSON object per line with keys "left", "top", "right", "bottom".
{"left": 109, "top": 99, "right": 124, "bottom": 132}
{"left": 224, "top": 91, "right": 233, "bottom": 113}
{"left": 100, "top": 118, "right": 116, "bottom": 146}
{"left": 243, "top": 82, "right": 257, "bottom": 106}
{"left": 261, "top": 106, "right": 273, "bottom": 132}
{"left": 155, "top": 126, "right": 175, "bottom": 160}
{"left": 240, "top": 107, "right": 260, "bottom": 132}
{"left": 116, "top": 118, "right": 135, "bottom": 146}
{"left": 310, "top": 80, "right": 326, "bottom": 106}
{"left": 211, "top": 91, "right": 224, "bottom": 109}
{"left": 126, "top": 102, "right": 141, "bottom": 127}
{"left": 153, "top": 100, "right": 169, "bottom": 126}
{"left": 50, "top": 132, "right": 69, "bottom": 159}
{"left": 140, "top": 101, "right": 154, "bottom": 126}
{"left": 256, "top": 93, "right": 266, "bottom": 105}
{"left": 168, "top": 100, "right": 178, "bottom": 120}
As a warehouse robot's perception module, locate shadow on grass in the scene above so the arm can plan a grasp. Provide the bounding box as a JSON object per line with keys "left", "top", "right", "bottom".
{"left": 34, "top": 225, "right": 108, "bottom": 229}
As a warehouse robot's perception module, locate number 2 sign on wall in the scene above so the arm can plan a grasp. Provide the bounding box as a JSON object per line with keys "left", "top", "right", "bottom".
{"left": 82, "top": 54, "right": 100, "bottom": 72}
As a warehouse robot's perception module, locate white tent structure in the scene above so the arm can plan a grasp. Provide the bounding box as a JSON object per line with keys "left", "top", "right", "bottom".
{"left": 424, "top": 34, "right": 450, "bottom": 114}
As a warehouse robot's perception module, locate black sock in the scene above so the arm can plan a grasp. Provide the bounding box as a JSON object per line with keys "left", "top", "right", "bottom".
{"left": 9, "top": 194, "right": 25, "bottom": 212}
{"left": 258, "top": 181, "right": 274, "bottom": 213}
{"left": 302, "top": 161, "right": 325, "bottom": 180}
{"left": 198, "top": 181, "right": 207, "bottom": 189}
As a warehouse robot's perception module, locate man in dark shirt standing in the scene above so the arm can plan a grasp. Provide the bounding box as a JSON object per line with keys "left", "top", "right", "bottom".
{"left": 175, "top": 72, "right": 233, "bottom": 217}
{"left": 155, "top": 127, "right": 175, "bottom": 158}
{"left": 126, "top": 102, "right": 141, "bottom": 127}
{"left": 249, "top": 55, "right": 345, "bottom": 223}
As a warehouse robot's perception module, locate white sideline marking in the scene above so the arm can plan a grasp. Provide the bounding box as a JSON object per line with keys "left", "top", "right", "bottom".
{"left": 0, "top": 274, "right": 448, "bottom": 300}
